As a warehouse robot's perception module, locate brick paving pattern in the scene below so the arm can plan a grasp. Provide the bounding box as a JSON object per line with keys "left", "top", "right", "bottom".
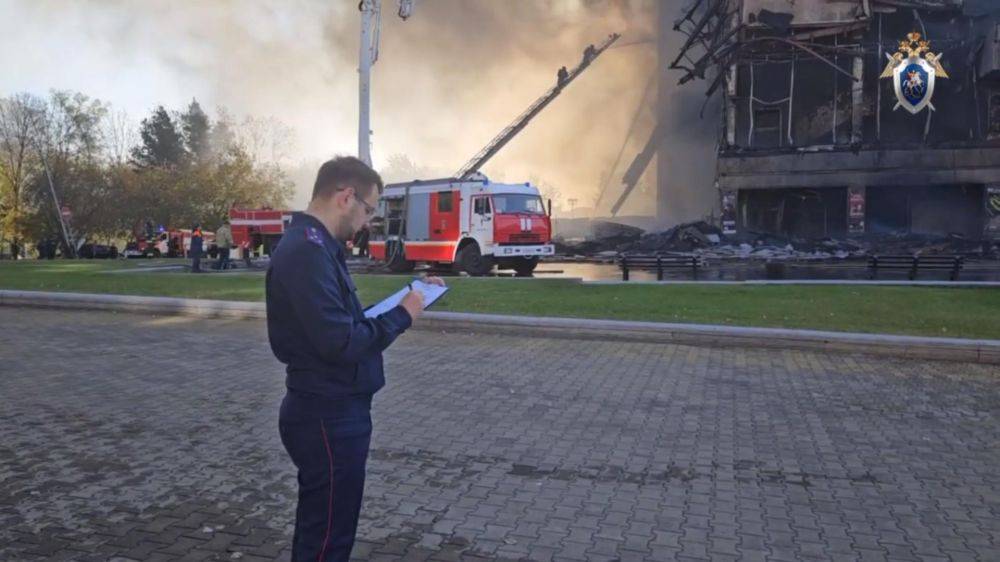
{"left": 1, "top": 307, "right": 998, "bottom": 561}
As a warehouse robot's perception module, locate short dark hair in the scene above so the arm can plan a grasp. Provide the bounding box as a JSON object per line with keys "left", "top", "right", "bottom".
{"left": 312, "top": 156, "right": 383, "bottom": 201}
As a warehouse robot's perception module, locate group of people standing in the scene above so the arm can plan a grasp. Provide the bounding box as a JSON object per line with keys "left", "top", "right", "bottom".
{"left": 189, "top": 219, "right": 247, "bottom": 273}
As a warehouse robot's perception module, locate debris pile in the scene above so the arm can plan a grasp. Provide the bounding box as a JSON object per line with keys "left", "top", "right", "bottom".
{"left": 553, "top": 220, "right": 1000, "bottom": 261}
{"left": 854, "top": 233, "right": 997, "bottom": 257}
{"left": 552, "top": 220, "right": 644, "bottom": 256}
{"left": 631, "top": 221, "right": 722, "bottom": 253}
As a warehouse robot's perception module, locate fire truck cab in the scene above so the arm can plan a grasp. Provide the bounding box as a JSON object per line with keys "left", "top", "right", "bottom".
{"left": 369, "top": 174, "right": 554, "bottom": 276}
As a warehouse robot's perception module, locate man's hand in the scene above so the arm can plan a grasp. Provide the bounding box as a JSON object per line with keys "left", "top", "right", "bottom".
{"left": 400, "top": 288, "right": 425, "bottom": 321}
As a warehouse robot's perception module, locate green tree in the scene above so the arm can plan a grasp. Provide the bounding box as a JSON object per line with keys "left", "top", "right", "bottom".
{"left": 200, "top": 145, "right": 293, "bottom": 227}
{"left": 0, "top": 93, "right": 45, "bottom": 258}
{"left": 46, "top": 91, "right": 108, "bottom": 161}
{"left": 2, "top": 94, "right": 297, "bottom": 254}
{"left": 181, "top": 99, "right": 211, "bottom": 163}
{"left": 22, "top": 91, "right": 115, "bottom": 248}
{"left": 131, "top": 106, "right": 186, "bottom": 168}
{"left": 209, "top": 107, "right": 236, "bottom": 158}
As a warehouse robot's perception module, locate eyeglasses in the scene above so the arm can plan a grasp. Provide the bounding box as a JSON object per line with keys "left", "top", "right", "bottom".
{"left": 338, "top": 187, "right": 377, "bottom": 217}
{"left": 353, "top": 193, "right": 377, "bottom": 217}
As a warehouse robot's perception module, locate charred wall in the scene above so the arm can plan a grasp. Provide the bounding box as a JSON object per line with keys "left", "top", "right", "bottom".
{"left": 868, "top": 184, "right": 984, "bottom": 237}
{"left": 706, "top": 1, "right": 1000, "bottom": 240}
{"left": 728, "top": 10, "right": 998, "bottom": 152}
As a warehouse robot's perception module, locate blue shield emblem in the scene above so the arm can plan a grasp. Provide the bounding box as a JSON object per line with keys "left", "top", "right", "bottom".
{"left": 892, "top": 57, "right": 937, "bottom": 114}
{"left": 880, "top": 32, "right": 948, "bottom": 115}
{"left": 899, "top": 63, "right": 928, "bottom": 107}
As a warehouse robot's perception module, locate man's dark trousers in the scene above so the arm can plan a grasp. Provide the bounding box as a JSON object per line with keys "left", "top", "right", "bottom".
{"left": 279, "top": 391, "right": 372, "bottom": 561}
{"left": 214, "top": 248, "right": 230, "bottom": 270}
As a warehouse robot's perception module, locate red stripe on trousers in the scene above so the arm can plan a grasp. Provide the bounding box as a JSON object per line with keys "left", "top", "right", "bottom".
{"left": 317, "top": 422, "right": 335, "bottom": 562}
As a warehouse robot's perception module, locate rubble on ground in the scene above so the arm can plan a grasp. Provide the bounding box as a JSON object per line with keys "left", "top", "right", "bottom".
{"left": 631, "top": 221, "right": 722, "bottom": 253}
{"left": 553, "top": 220, "right": 1000, "bottom": 261}
{"left": 552, "top": 220, "right": 644, "bottom": 256}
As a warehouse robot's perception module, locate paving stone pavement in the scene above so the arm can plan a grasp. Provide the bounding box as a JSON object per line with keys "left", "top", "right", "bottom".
{"left": 1, "top": 307, "right": 999, "bottom": 562}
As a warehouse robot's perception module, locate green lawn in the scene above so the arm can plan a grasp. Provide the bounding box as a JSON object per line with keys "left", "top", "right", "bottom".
{"left": 1, "top": 260, "right": 998, "bottom": 339}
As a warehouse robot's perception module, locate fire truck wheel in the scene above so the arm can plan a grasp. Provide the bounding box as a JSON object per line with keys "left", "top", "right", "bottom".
{"left": 458, "top": 243, "right": 494, "bottom": 276}
{"left": 388, "top": 259, "right": 416, "bottom": 273}
{"left": 512, "top": 257, "right": 539, "bottom": 276}
{"left": 387, "top": 244, "right": 416, "bottom": 273}
{"left": 149, "top": 249, "right": 161, "bottom": 259}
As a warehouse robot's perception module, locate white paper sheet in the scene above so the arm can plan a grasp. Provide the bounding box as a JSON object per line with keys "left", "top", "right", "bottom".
{"left": 363, "top": 279, "right": 449, "bottom": 318}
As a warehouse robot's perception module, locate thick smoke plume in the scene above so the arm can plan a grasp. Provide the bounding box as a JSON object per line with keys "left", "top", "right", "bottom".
{"left": 1, "top": 0, "right": 717, "bottom": 223}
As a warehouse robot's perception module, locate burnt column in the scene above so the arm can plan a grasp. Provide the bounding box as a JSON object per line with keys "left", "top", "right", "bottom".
{"left": 721, "top": 189, "right": 737, "bottom": 234}
{"left": 848, "top": 185, "right": 866, "bottom": 236}
{"left": 726, "top": 64, "right": 737, "bottom": 147}
{"left": 851, "top": 55, "right": 864, "bottom": 144}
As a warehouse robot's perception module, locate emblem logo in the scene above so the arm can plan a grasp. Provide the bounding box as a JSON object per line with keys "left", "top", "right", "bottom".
{"left": 880, "top": 32, "right": 949, "bottom": 114}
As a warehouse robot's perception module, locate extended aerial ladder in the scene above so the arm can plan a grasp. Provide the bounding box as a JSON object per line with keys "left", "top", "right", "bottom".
{"left": 377, "top": 31, "right": 621, "bottom": 266}
{"left": 454, "top": 32, "right": 621, "bottom": 180}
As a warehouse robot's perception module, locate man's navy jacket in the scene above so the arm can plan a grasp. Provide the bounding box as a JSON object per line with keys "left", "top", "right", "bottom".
{"left": 266, "top": 213, "right": 412, "bottom": 402}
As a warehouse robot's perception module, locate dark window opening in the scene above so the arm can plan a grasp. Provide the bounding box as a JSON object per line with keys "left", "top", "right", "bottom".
{"left": 868, "top": 185, "right": 984, "bottom": 238}
{"left": 738, "top": 187, "right": 846, "bottom": 239}
{"left": 866, "top": 186, "right": 909, "bottom": 234}
{"left": 989, "top": 90, "right": 1000, "bottom": 140}
{"left": 753, "top": 109, "right": 782, "bottom": 148}
{"left": 438, "top": 191, "right": 453, "bottom": 213}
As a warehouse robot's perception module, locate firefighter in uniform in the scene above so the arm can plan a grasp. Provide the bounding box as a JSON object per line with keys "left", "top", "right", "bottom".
{"left": 190, "top": 225, "right": 204, "bottom": 273}
{"left": 266, "top": 156, "right": 443, "bottom": 561}
{"left": 241, "top": 238, "right": 253, "bottom": 268}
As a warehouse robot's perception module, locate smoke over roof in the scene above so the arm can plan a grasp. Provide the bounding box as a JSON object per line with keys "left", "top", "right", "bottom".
{"left": 2, "top": 0, "right": 717, "bottom": 223}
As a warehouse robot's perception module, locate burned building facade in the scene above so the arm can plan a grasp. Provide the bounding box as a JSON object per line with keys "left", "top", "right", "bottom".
{"left": 672, "top": 0, "right": 1000, "bottom": 241}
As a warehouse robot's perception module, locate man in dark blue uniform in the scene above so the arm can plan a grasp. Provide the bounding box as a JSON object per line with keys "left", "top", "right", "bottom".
{"left": 266, "top": 156, "right": 442, "bottom": 561}
{"left": 189, "top": 225, "right": 204, "bottom": 273}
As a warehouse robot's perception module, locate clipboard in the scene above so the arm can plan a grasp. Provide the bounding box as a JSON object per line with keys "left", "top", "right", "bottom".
{"left": 363, "top": 279, "right": 449, "bottom": 318}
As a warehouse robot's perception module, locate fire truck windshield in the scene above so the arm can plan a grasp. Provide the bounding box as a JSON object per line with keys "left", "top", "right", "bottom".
{"left": 493, "top": 194, "right": 545, "bottom": 214}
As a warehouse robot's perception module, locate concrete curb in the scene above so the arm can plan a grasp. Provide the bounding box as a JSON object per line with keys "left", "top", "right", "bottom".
{"left": 582, "top": 279, "right": 1000, "bottom": 287}
{"left": 2, "top": 289, "right": 998, "bottom": 365}
{"left": 0, "top": 290, "right": 266, "bottom": 319}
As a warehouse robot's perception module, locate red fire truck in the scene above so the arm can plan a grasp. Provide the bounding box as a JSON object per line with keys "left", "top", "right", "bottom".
{"left": 229, "top": 207, "right": 293, "bottom": 258}
{"left": 123, "top": 222, "right": 215, "bottom": 259}
{"left": 369, "top": 174, "right": 554, "bottom": 276}
{"left": 124, "top": 209, "right": 292, "bottom": 259}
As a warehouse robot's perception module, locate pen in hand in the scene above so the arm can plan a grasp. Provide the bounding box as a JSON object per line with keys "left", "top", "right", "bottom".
{"left": 400, "top": 281, "right": 425, "bottom": 320}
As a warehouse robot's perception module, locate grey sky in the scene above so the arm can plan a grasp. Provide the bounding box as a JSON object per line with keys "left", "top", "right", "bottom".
{"left": 1, "top": 1, "right": 672, "bottom": 213}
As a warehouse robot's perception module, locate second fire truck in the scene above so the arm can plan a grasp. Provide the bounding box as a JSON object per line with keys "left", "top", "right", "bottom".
{"left": 366, "top": 34, "right": 618, "bottom": 276}
{"left": 369, "top": 174, "right": 553, "bottom": 276}
{"left": 229, "top": 207, "right": 293, "bottom": 258}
